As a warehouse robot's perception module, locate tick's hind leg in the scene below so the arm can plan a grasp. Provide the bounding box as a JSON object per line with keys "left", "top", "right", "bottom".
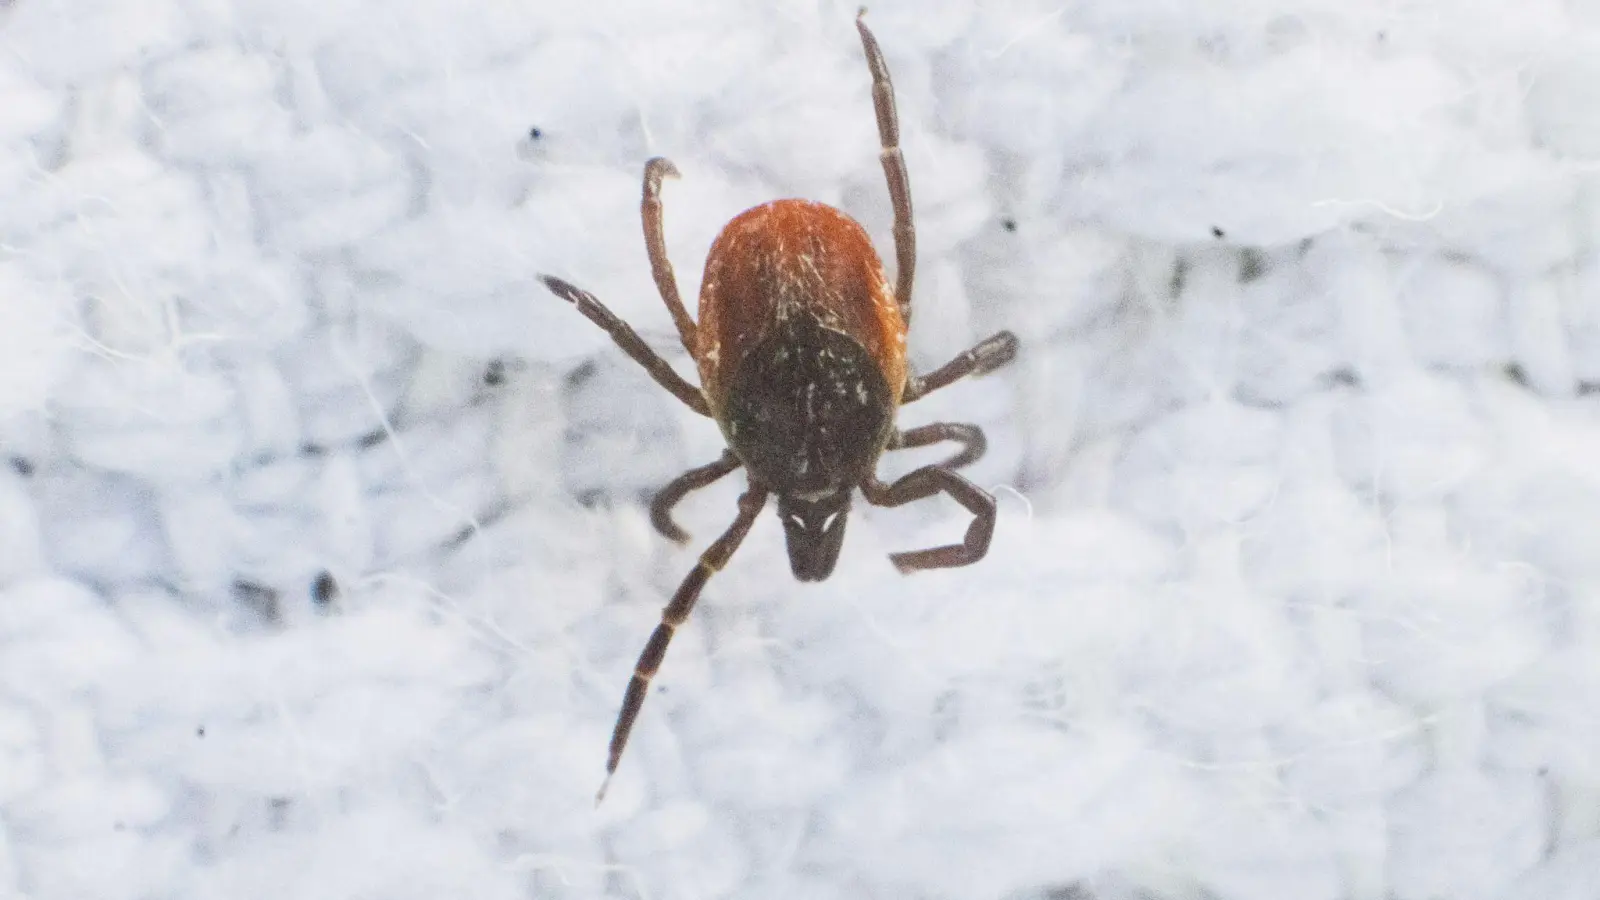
{"left": 861, "top": 466, "right": 996, "bottom": 573}
{"left": 537, "top": 275, "right": 710, "bottom": 416}
{"left": 642, "top": 157, "right": 698, "bottom": 355}
{"left": 599, "top": 487, "right": 769, "bottom": 803}
{"left": 902, "top": 331, "right": 1020, "bottom": 403}
{"left": 650, "top": 451, "right": 742, "bottom": 544}
{"left": 889, "top": 423, "right": 986, "bottom": 470}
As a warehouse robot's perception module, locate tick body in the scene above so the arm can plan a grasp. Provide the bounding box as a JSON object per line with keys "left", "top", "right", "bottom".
{"left": 539, "top": 13, "right": 1019, "bottom": 800}
{"left": 701, "top": 199, "right": 909, "bottom": 578}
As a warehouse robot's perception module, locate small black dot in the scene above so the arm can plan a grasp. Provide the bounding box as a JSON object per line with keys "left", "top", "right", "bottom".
{"left": 196, "top": 726, "right": 206, "bottom": 738}
{"left": 1001, "top": 218, "right": 1017, "bottom": 233}
{"left": 312, "top": 570, "right": 339, "bottom": 606}
{"left": 565, "top": 359, "right": 598, "bottom": 388}
{"left": 1211, "top": 225, "right": 1225, "bottom": 238}
{"left": 1325, "top": 368, "right": 1360, "bottom": 388}
{"left": 528, "top": 126, "right": 543, "bottom": 141}
{"left": 233, "top": 580, "right": 280, "bottom": 624}
{"left": 1504, "top": 362, "right": 1530, "bottom": 388}
{"left": 9, "top": 457, "right": 33, "bottom": 476}
{"left": 484, "top": 359, "right": 506, "bottom": 387}
{"left": 1239, "top": 247, "right": 1267, "bottom": 282}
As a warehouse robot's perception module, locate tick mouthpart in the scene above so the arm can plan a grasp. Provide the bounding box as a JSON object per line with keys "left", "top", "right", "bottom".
{"left": 778, "top": 491, "right": 852, "bottom": 581}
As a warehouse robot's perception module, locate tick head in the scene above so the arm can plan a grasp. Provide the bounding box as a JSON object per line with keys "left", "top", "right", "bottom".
{"left": 777, "top": 491, "right": 851, "bottom": 582}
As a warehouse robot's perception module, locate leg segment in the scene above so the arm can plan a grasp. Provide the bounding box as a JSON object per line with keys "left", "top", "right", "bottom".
{"left": 650, "top": 450, "right": 742, "bottom": 544}
{"left": 855, "top": 13, "right": 915, "bottom": 326}
{"left": 538, "top": 275, "right": 710, "bottom": 417}
{"left": 861, "top": 468, "right": 996, "bottom": 573}
{"left": 642, "top": 157, "right": 699, "bottom": 356}
{"left": 890, "top": 423, "right": 986, "bottom": 470}
{"left": 598, "top": 486, "right": 769, "bottom": 802}
{"left": 902, "top": 331, "right": 1020, "bottom": 403}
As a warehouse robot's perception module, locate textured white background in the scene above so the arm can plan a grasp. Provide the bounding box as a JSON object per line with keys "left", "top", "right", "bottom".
{"left": 3, "top": 0, "right": 1600, "bottom": 897}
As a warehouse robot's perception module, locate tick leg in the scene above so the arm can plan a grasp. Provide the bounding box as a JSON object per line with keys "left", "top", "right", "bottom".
{"left": 902, "top": 331, "right": 1020, "bottom": 403}
{"left": 599, "top": 486, "right": 769, "bottom": 802}
{"left": 890, "top": 423, "right": 986, "bottom": 470}
{"left": 642, "top": 157, "right": 699, "bottom": 356}
{"left": 538, "top": 275, "right": 710, "bottom": 417}
{"left": 861, "top": 468, "right": 995, "bottom": 573}
{"left": 650, "top": 450, "right": 742, "bottom": 544}
{"left": 855, "top": 12, "right": 915, "bottom": 327}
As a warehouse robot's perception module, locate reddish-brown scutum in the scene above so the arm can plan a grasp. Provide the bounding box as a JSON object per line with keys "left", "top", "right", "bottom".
{"left": 696, "top": 199, "right": 907, "bottom": 415}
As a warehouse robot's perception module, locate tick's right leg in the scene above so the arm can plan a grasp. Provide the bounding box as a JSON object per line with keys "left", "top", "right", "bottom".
{"left": 901, "top": 331, "right": 1019, "bottom": 403}
{"left": 861, "top": 467, "right": 996, "bottom": 574}
{"left": 537, "top": 275, "right": 710, "bottom": 417}
{"left": 889, "top": 423, "right": 986, "bottom": 470}
{"left": 650, "top": 450, "right": 742, "bottom": 544}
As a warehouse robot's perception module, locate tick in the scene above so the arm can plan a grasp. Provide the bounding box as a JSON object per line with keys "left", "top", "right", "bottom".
{"left": 539, "top": 11, "right": 1019, "bottom": 798}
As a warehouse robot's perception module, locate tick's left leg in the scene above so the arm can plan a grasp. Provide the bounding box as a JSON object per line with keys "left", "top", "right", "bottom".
{"left": 600, "top": 486, "right": 769, "bottom": 802}
{"left": 641, "top": 157, "right": 699, "bottom": 356}
{"left": 537, "top": 275, "right": 711, "bottom": 416}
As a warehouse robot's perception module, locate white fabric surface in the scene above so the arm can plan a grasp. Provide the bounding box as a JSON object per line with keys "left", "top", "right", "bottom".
{"left": 3, "top": 0, "right": 1600, "bottom": 897}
